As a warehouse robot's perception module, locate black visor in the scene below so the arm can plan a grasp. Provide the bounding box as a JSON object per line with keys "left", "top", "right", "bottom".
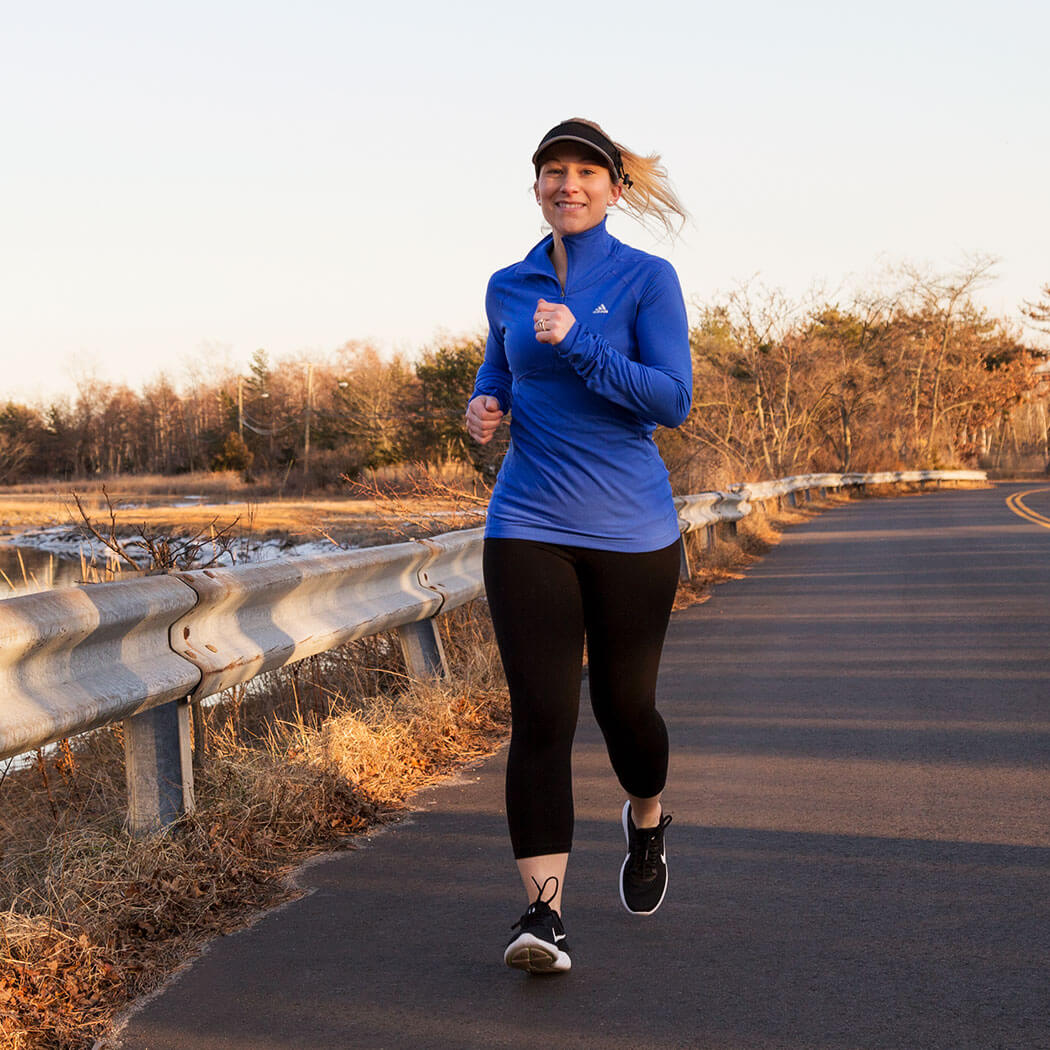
{"left": 532, "top": 121, "right": 627, "bottom": 183}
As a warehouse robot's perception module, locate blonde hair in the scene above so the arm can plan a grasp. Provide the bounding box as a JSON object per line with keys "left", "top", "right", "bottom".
{"left": 566, "top": 117, "right": 688, "bottom": 238}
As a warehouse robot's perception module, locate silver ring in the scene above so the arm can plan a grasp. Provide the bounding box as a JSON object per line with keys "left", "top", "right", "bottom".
{"left": 539, "top": 319, "right": 547, "bottom": 332}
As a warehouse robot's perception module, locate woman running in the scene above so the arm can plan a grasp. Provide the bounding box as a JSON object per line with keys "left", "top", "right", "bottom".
{"left": 465, "top": 117, "right": 690, "bottom": 974}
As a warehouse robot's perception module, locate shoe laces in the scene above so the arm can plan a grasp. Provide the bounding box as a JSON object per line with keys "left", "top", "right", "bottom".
{"left": 628, "top": 814, "right": 672, "bottom": 881}
{"left": 510, "top": 875, "right": 559, "bottom": 931}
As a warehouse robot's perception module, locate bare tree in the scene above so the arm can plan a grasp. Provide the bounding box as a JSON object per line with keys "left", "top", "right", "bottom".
{"left": 899, "top": 255, "right": 999, "bottom": 461}
{"left": 329, "top": 342, "right": 419, "bottom": 467}
{"left": 1021, "top": 283, "right": 1050, "bottom": 335}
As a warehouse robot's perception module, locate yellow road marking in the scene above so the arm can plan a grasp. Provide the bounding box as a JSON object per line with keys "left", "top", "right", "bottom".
{"left": 1005, "top": 488, "right": 1050, "bottom": 529}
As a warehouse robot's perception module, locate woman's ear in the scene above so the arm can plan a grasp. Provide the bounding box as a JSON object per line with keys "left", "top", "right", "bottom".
{"left": 609, "top": 182, "right": 624, "bottom": 207}
{"left": 533, "top": 180, "right": 540, "bottom": 204}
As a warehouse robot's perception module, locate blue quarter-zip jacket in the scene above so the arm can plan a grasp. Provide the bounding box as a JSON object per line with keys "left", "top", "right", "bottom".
{"left": 471, "top": 218, "right": 692, "bottom": 552}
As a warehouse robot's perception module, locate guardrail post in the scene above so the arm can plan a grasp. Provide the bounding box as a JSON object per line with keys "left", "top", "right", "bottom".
{"left": 124, "top": 698, "right": 195, "bottom": 836}
{"left": 190, "top": 699, "right": 207, "bottom": 768}
{"left": 678, "top": 540, "right": 692, "bottom": 583}
{"left": 397, "top": 618, "right": 448, "bottom": 679}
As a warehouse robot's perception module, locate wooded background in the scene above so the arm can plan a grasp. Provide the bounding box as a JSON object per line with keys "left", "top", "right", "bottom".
{"left": 3, "top": 267, "right": 1048, "bottom": 491}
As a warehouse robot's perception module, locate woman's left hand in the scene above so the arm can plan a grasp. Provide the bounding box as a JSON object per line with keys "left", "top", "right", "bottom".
{"left": 534, "top": 299, "right": 575, "bottom": 345}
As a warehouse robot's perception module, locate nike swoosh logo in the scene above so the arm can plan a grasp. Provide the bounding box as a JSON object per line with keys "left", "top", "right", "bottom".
{"left": 553, "top": 932, "right": 567, "bottom": 943}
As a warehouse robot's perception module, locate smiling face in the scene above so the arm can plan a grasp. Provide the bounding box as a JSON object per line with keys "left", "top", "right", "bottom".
{"left": 534, "top": 145, "right": 622, "bottom": 239}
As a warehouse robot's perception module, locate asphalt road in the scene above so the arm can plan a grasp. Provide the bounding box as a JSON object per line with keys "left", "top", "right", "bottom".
{"left": 114, "top": 483, "right": 1050, "bottom": 1050}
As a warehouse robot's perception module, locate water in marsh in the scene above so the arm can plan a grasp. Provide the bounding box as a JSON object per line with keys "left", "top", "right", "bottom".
{"left": 0, "top": 546, "right": 85, "bottom": 596}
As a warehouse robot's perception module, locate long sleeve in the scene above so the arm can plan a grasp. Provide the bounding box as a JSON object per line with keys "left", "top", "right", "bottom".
{"left": 554, "top": 259, "right": 691, "bottom": 428}
{"left": 469, "top": 279, "right": 514, "bottom": 414}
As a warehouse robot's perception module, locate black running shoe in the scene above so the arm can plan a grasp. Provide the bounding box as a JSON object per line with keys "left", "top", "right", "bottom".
{"left": 619, "top": 802, "right": 672, "bottom": 915}
{"left": 504, "top": 876, "right": 571, "bottom": 974}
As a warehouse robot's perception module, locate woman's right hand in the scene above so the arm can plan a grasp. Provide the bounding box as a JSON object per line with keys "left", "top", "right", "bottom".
{"left": 465, "top": 395, "right": 505, "bottom": 445}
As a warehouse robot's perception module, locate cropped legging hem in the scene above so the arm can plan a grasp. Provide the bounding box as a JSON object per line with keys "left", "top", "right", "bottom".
{"left": 483, "top": 537, "right": 680, "bottom": 860}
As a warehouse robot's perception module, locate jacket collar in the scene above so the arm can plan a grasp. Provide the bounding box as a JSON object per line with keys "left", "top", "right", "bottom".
{"left": 517, "top": 217, "right": 618, "bottom": 292}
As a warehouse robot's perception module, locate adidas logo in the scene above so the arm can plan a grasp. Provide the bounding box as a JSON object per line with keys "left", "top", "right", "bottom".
{"left": 593, "top": 303, "right": 608, "bottom": 314}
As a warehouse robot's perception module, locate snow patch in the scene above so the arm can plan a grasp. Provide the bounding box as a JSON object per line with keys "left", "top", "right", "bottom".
{"left": 0, "top": 526, "right": 357, "bottom": 573}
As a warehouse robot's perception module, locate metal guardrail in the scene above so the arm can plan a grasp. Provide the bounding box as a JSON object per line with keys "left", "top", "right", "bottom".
{"left": 416, "top": 527, "right": 486, "bottom": 612}
{"left": 0, "top": 577, "right": 199, "bottom": 758}
{"left": 172, "top": 542, "right": 443, "bottom": 702}
{"left": 0, "top": 577, "right": 202, "bottom": 832}
{"left": 0, "top": 469, "right": 986, "bottom": 833}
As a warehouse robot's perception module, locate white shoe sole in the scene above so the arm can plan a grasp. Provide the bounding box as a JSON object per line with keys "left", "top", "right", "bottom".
{"left": 504, "top": 932, "right": 571, "bottom": 974}
{"left": 619, "top": 800, "right": 668, "bottom": 916}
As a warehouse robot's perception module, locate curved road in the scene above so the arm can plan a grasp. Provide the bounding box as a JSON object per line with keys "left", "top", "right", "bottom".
{"left": 117, "top": 484, "right": 1050, "bottom": 1050}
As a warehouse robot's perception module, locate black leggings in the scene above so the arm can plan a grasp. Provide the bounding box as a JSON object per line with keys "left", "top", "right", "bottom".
{"left": 483, "top": 537, "right": 681, "bottom": 859}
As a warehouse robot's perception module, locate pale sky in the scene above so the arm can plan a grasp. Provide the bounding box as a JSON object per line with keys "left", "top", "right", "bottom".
{"left": 2, "top": 0, "right": 1047, "bottom": 404}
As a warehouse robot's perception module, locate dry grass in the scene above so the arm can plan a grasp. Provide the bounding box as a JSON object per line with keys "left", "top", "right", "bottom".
{"left": 2, "top": 465, "right": 474, "bottom": 503}
{"left": 2, "top": 473, "right": 259, "bottom": 500}
{"left": 0, "top": 494, "right": 481, "bottom": 554}
{"left": 0, "top": 463, "right": 487, "bottom": 550}
{"left": 0, "top": 493, "right": 470, "bottom": 547}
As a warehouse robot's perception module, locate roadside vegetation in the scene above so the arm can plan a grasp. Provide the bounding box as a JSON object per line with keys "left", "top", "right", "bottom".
{"left": 0, "top": 462, "right": 483, "bottom": 550}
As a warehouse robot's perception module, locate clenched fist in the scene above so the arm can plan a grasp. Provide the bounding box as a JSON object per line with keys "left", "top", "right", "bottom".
{"left": 534, "top": 299, "right": 576, "bottom": 345}
{"left": 465, "top": 395, "right": 505, "bottom": 445}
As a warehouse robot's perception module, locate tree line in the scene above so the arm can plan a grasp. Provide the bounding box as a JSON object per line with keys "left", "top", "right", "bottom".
{"left": 0, "top": 337, "right": 495, "bottom": 487}
{"left": 665, "top": 263, "right": 1049, "bottom": 490}
{"left": 2, "top": 264, "right": 1047, "bottom": 490}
